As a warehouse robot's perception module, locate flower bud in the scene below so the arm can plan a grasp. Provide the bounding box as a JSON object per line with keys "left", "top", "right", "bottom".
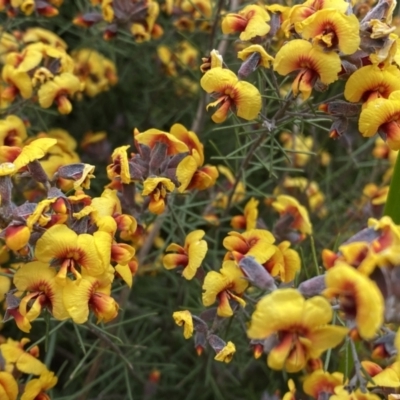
{"left": 298, "top": 275, "right": 326, "bottom": 297}
{"left": 238, "top": 52, "right": 261, "bottom": 79}
{"left": 239, "top": 256, "right": 277, "bottom": 291}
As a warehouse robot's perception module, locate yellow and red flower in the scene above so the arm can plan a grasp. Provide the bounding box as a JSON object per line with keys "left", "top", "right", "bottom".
{"left": 263, "top": 241, "right": 301, "bottom": 283}
{"left": 38, "top": 72, "right": 83, "bottom": 114}
{"left": 359, "top": 90, "right": 400, "bottom": 150}
{"left": 172, "top": 123, "right": 219, "bottom": 192}
{"left": 271, "top": 195, "right": 312, "bottom": 236}
{"left": 134, "top": 128, "right": 189, "bottom": 155}
{"left": 142, "top": 176, "right": 175, "bottom": 214}
{"left": 200, "top": 67, "right": 261, "bottom": 123}
{"left": 0, "top": 371, "right": 18, "bottom": 400}
{"left": 163, "top": 230, "right": 208, "bottom": 280}
{"left": 324, "top": 263, "right": 384, "bottom": 339}
{"left": 295, "top": 9, "right": 360, "bottom": 54}
{"left": 106, "top": 145, "right": 131, "bottom": 184}
{"left": 13, "top": 261, "right": 69, "bottom": 329}
{"left": 21, "top": 370, "right": 57, "bottom": 400}
{"left": 231, "top": 197, "right": 259, "bottom": 231}
{"left": 0, "top": 338, "right": 47, "bottom": 375}
{"left": 223, "top": 229, "right": 275, "bottom": 263}
{"left": 0, "top": 115, "right": 27, "bottom": 146}
{"left": 237, "top": 45, "right": 274, "bottom": 68}
{"left": 345, "top": 65, "right": 400, "bottom": 104}
{"left": 361, "top": 361, "right": 400, "bottom": 388}
{"left": 303, "top": 369, "right": 344, "bottom": 399}
{"left": 202, "top": 260, "right": 248, "bottom": 317}
{"left": 274, "top": 39, "right": 341, "bottom": 100}
{"left": 172, "top": 310, "right": 193, "bottom": 339}
{"left": 248, "top": 289, "right": 348, "bottom": 372}
{"left": 221, "top": 5, "right": 270, "bottom": 41}
{"left": 1, "top": 65, "right": 32, "bottom": 102}
{"left": 34, "top": 224, "right": 112, "bottom": 282}
{"left": 281, "top": 0, "right": 349, "bottom": 35}
{"left": 63, "top": 272, "right": 118, "bottom": 324}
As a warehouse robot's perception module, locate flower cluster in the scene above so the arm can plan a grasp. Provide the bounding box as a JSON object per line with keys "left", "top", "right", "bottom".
{"left": 1, "top": 0, "right": 400, "bottom": 396}
{"left": 0, "top": 118, "right": 218, "bottom": 336}
{"left": 0, "top": 28, "right": 117, "bottom": 114}
{"left": 0, "top": 337, "right": 58, "bottom": 399}
{"left": 73, "top": 0, "right": 163, "bottom": 41}
{"left": 0, "top": 0, "right": 62, "bottom": 17}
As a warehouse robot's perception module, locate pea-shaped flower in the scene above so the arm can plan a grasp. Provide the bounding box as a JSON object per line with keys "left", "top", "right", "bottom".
{"left": 200, "top": 67, "right": 261, "bottom": 123}
{"left": 163, "top": 230, "right": 207, "bottom": 280}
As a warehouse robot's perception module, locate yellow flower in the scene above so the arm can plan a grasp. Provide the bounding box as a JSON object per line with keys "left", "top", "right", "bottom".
{"left": 107, "top": 145, "right": 131, "bottom": 184}
{"left": 362, "top": 361, "right": 400, "bottom": 388}
{"left": 324, "top": 263, "right": 384, "bottom": 339}
{"left": 214, "top": 341, "right": 235, "bottom": 363}
{"left": 223, "top": 229, "right": 275, "bottom": 263}
{"left": 170, "top": 123, "right": 204, "bottom": 167}
{"left": 222, "top": 5, "right": 270, "bottom": 41}
{"left": 63, "top": 272, "right": 118, "bottom": 324}
{"left": 38, "top": 72, "right": 83, "bottom": 114}
{"left": 248, "top": 289, "right": 348, "bottom": 372}
{"left": 274, "top": 39, "right": 341, "bottom": 100}
{"left": 231, "top": 197, "right": 259, "bottom": 231}
{"left": 134, "top": 128, "right": 189, "bottom": 155}
{"left": 0, "top": 338, "right": 47, "bottom": 375}
{"left": 200, "top": 49, "right": 223, "bottom": 73}
{"left": 157, "top": 45, "right": 177, "bottom": 76}
{"left": 345, "top": 65, "right": 400, "bottom": 104}
{"left": 278, "top": 176, "right": 327, "bottom": 217}
{"left": 1, "top": 64, "right": 32, "bottom": 102}
{"left": 176, "top": 157, "right": 219, "bottom": 192}
{"left": 263, "top": 241, "right": 301, "bottom": 283}
{"left": 0, "top": 115, "right": 27, "bottom": 146}
{"left": 0, "top": 371, "right": 18, "bottom": 400}
{"left": 303, "top": 369, "right": 344, "bottom": 399}
{"left": 202, "top": 260, "right": 248, "bottom": 317}
{"left": 282, "top": 379, "right": 296, "bottom": 400}
{"left": 171, "top": 123, "right": 218, "bottom": 192}
{"left": 13, "top": 261, "right": 69, "bottom": 325}
{"left": 22, "top": 27, "right": 67, "bottom": 49}
{"left": 359, "top": 90, "right": 400, "bottom": 150}
{"left": 163, "top": 230, "right": 208, "bottom": 280}
{"left": 142, "top": 177, "right": 175, "bottom": 214}
{"left": 172, "top": 310, "right": 193, "bottom": 339}
{"left": 101, "top": 0, "right": 114, "bottom": 22}
{"left": 21, "top": 370, "right": 57, "bottom": 400}
{"left": 200, "top": 67, "right": 261, "bottom": 123}
{"left": 73, "top": 48, "right": 118, "bottom": 97}
{"left": 281, "top": 0, "right": 349, "bottom": 35}
{"left": 237, "top": 45, "right": 274, "bottom": 68}
{"left": 295, "top": 9, "right": 360, "bottom": 54}
{"left": 4, "top": 225, "right": 30, "bottom": 252}
{"left": 35, "top": 224, "right": 112, "bottom": 282}
{"left": 271, "top": 195, "right": 312, "bottom": 236}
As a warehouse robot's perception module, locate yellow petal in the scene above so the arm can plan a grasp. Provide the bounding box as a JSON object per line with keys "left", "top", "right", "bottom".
{"left": 200, "top": 67, "right": 238, "bottom": 94}
{"left": 248, "top": 289, "right": 304, "bottom": 339}
{"left": 234, "top": 80, "right": 262, "bottom": 121}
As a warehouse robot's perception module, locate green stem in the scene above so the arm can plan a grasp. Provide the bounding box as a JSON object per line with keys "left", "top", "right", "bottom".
{"left": 384, "top": 152, "right": 400, "bottom": 223}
